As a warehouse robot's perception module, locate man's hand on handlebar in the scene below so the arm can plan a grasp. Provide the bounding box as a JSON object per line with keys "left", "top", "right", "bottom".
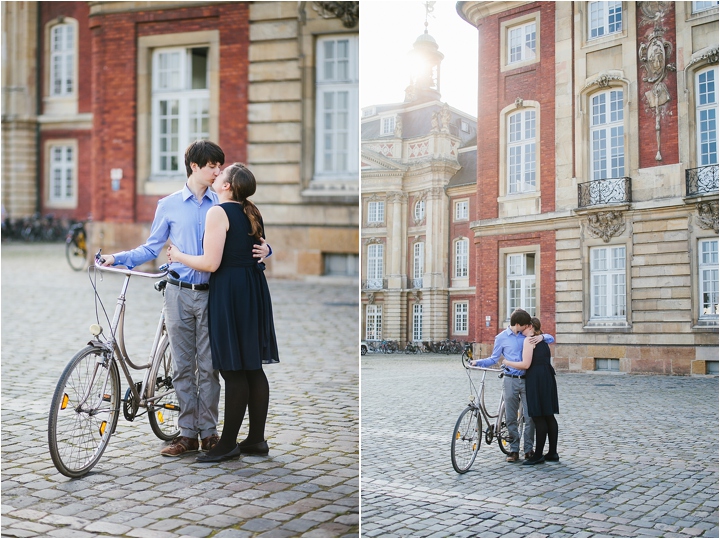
{"left": 101, "top": 254, "right": 115, "bottom": 266}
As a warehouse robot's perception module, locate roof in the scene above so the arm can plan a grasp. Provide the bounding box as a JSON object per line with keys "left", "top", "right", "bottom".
{"left": 447, "top": 148, "right": 477, "bottom": 188}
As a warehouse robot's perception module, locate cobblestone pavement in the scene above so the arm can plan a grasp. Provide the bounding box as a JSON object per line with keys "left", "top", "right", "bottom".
{"left": 1, "top": 243, "right": 358, "bottom": 538}
{"left": 361, "top": 354, "right": 719, "bottom": 538}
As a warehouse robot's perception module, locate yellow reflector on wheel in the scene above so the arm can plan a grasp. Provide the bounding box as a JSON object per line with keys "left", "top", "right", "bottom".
{"left": 99, "top": 421, "right": 107, "bottom": 436}
{"left": 157, "top": 411, "right": 164, "bottom": 424}
{"left": 473, "top": 443, "right": 476, "bottom": 451}
{"left": 61, "top": 394, "right": 69, "bottom": 410}
{"left": 456, "top": 431, "right": 460, "bottom": 440}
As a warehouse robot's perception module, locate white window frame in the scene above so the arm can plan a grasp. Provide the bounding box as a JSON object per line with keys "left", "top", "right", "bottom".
{"left": 413, "top": 242, "right": 424, "bottom": 286}
{"left": 507, "top": 253, "right": 536, "bottom": 318}
{"left": 590, "top": 89, "right": 625, "bottom": 180}
{"left": 696, "top": 66, "right": 718, "bottom": 166}
{"left": 380, "top": 115, "right": 396, "bottom": 136}
{"left": 412, "top": 303, "right": 423, "bottom": 341}
{"left": 50, "top": 23, "right": 75, "bottom": 96}
{"left": 588, "top": 1, "right": 622, "bottom": 40}
{"left": 49, "top": 145, "right": 74, "bottom": 203}
{"left": 315, "top": 35, "right": 359, "bottom": 182}
{"left": 151, "top": 46, "right": 210, "bottom": 177}
{"left": 455, "top": 239, "right": 469, "bottom": 278}
{"left": 508, "top": 109, "right": 537, "bottom": 194}
{"left": 692, "top": 1, "right": 719, "bottom": 13}
{"left": 367, "top": 200, "right": 385, "bottom": 223}
{"left": 414, "top": 199, "right": 425, "bottom": 221}
{"left": 454, "top": 302, "right": 469, "bottom": 335}
{"left": 699, "top": 239, "right": 719, "bottom": 319}
{"left": 460, "top": 120, "right": 470, "bottom": 133}
{"left": 507, "top": 21, "right": 536, "bottom": 65}
{"left": 455, "top": 200, "right": 469, "bottom": 221}
{"left": 366, "top": 304, "right": 382, "bottom": 341}
{"left": 366, "top": 243, "right": 384, "bottom": 289}
{"left": 590, "top": 246, "right": 626, "bottom": 319}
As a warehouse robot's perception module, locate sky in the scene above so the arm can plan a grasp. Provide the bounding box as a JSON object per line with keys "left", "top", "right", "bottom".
{"left": 360, "top": 0, "right": 479, "bottom": 117}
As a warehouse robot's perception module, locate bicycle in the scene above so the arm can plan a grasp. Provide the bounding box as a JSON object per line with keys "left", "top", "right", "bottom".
{"left": 66, "top": 221, "right": 88, "bottom": 271}
{"left": 48, "top": 251, "right": 181, "bottom": 477}
{"left": 450, "top": 352, "right": 524, "bottom": 474}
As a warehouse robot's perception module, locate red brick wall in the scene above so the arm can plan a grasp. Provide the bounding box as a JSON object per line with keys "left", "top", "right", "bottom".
{"left": 473, "top": 230, "right": 556, "bottom": 347}
{"left": 476, "top": 2, "right": 556, "bottom": 220}
{"left": 636, "top": 3, "right": 679, "bottom": 168}
{"left": 86, "top": 3, "right": 249, "bottom": 224}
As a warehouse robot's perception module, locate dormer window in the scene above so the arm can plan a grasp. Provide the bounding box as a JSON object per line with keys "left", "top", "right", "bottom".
{"left": 381, "top": 116, "right": 396, "bottom": 136}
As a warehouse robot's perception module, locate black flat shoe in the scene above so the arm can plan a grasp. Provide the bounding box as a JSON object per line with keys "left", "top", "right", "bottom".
{"left": 522, "top": 455, "right": 545, "bottom": 465}
{"left": 238, "top": 440, "right": 269, "bottom": 455}
{"left": 195, "top": 444, "right": 241, "bottom": 463}
{"left": 544, "top": 453, "right": 560, "bottom": 462}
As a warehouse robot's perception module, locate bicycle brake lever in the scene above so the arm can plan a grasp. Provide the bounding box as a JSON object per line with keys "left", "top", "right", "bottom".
{"left": 158, "top": 263, "right": 180, "bottom": 279}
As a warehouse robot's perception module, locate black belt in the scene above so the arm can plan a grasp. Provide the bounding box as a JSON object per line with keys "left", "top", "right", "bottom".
{"left": 505, "top": 374, "right": 525, "bottom": 379}
{"left": 167, "top": 277, "right": 209, "bottom": 291}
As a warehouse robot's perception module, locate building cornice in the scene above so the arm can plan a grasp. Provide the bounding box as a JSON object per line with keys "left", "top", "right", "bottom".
{"left": 88, "top": 2, "right": 228, "bottom": 16}
{"left": 457, "top": 1, "right": 533, "bottom": 26}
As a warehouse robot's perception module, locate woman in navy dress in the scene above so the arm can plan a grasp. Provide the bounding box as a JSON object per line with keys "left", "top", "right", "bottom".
{"left": 168, "top": 163, "right": 279, "bottom": 462}
{"left": 503, "top": 317, "right": 559, "bottom": 465}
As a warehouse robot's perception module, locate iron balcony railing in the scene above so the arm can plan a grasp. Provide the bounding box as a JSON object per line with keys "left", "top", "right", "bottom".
{"left": 578, "top": 177, "right": 632, "bottom": 208}
{"left": 362, "top": 278, "right": 386, "bottom": 290}
{"left": 686, "top": 164, "right": 719, "bottom": 197}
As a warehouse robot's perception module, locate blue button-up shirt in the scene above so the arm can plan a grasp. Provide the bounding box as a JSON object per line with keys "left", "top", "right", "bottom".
{"left": 474, "top": 327, "right": 555, "bottom": 376}
{"left": 113, "top": 185, "right": 216, "bottom": 285}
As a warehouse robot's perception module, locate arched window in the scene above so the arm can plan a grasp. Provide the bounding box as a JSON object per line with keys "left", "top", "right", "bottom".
{"left": 455, "top": 239, "right": 469, "bottom": 278}
{"left": 590, "top": 89, "right": 624, "bottom": 180}
{"left": 696, "top": 66, "right": 718, "bottom": 167}
{"left": 50, "top": 23, "right": 75, "bottom": 96}
{"left": 507, "top": 109, "right": 536, "bottom": 193}
{"left": 414, "top": 199, "right": 425, "bottom": 221}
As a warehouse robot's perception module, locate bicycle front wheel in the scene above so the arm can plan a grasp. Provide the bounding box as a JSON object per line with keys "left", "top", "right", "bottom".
{"left": 497, "top": 401, "right": 525, "bottom": 455}
{"left": 147, "top": 335, "right": 180, "bottom": 441}
{"left": 48, "top": 346, "right": 120, "bottom": 477}
{"left": 66, "top": 236, "right": 87, "bottom": 271}
{"left": 451, "top": 406, "right": 481, "bottom": 473}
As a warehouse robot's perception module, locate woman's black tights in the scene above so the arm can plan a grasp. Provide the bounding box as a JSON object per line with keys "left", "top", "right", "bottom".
{"left": 207, "top": 368, "right": 269, "bottom": 457}
{"left": 532, "top": 414, "right": 558, "bottom": 457}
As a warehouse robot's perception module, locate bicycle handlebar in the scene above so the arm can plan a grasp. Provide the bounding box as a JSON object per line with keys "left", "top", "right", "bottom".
{"left": 93, "top": 250, "right": 178, "bottom": 279}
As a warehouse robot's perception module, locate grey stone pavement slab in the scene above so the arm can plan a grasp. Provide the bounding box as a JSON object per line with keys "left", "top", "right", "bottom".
{"left": 1, "top": 243, "right": 358, "bottom": 538}
{"left": 361, "top": 355, "right": 719, "bottom": 538}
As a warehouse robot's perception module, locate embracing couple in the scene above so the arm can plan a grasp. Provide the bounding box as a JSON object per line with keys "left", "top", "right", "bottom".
{"left": 472, "top": 308, "right": 560, "bottom": 466}
{"left": 103, "top": 140, "right": 280, "bottom": 463}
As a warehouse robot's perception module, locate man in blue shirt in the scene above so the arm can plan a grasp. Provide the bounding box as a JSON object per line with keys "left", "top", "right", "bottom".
{"left": 103, "top": 140, "right": 270, "bottom": 456}
{"left": 472, "top": 309, "right": 554, "bottom": 462}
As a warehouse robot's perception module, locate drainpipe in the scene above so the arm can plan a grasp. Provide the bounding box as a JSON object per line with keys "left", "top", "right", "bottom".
{"left": 35, "top": 4, "right": 42, "bottom": 214}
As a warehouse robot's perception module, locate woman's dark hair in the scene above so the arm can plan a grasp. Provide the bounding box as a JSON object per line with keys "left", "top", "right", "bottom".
{"left": 184, "top": 140, "right": 225, "bottom": 177}
{"left": 530, "top": 317, "right": 542, "bottom": 336}
{"left": 225, "top": 163, "right": 263, "bottom": 241}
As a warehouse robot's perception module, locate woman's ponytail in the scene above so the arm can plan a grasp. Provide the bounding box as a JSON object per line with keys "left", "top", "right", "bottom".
{"left": 226, "top": 163, "right": 264, "bottom": 240}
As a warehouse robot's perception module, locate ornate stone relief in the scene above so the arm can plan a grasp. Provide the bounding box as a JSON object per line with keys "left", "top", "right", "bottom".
{"left": 387, "top": 191, "right": 407, "bottom": 204}
{"left": 431, "top": 103, "right": 452, "bottom": 133}
{"left": 685, "top": 47, "right": 719, "bottom": 73}
{"left": 581, "top": 72, "right": 626, "bottom": 92}
{"left": 696, "top": 201, "right": 719, "bottom": 233}
{"left": 586, "top": 211, "right": 626, "bottom": 243}
{"left": 410, "top": 290, "right": 422, "bottom": 303}
{"left": 309, "top": 2, "right": 359, "bottom": 28}
{"left": 394, "top": 116, "right": 403, "bottom": 138}
{"left": 638, "top": 1, "right": 676, "bottom": 161}
{"left": 366, "top": 292, "right": 375, "bottom": 305}
{"left": 364, "top": 237, "right": 384, "bottom": 245}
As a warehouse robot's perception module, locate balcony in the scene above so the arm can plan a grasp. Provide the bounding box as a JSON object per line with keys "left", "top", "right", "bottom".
{"left": 578, "top": 177, "right": 632, "bottom": 208}
{"left": 411, "top": 278, "right": 423, "bottom": 289}
{"left": 686, "top": 164, "right": 719, "bottom": 197}
{"left": 362, "top": 278, "right": 386, "bottom": 290}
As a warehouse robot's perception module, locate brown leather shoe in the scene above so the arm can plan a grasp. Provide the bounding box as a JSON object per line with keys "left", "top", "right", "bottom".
{"left": 506, "top": 451, "right": 520, "bottom": 462}
{"left": 160, "top": 436, "right": 199, "bottom": 456}
{"left": 201, "top": 434, "right": 220, "bottom": 451}
{"left": 524, "top": 451, "right": 535, "bottom": 460}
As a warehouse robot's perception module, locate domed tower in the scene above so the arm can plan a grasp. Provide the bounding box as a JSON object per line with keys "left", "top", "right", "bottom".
{"left": 405, "top": 14, "right": 444, "bottom": 102}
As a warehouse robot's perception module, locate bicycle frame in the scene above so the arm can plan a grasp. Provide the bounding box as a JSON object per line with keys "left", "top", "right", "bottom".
{"left": 465, "top": 366, "right": 505, "bottom": 440}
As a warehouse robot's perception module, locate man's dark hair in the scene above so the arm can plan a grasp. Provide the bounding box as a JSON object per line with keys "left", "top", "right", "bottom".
{"left": 185, "top": 140, "right": 225, "bottom": 177}
{"left": 509, "top": 309, "right": 531, "bottom": 327}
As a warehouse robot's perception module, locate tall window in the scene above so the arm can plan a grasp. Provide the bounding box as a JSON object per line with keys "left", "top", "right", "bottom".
{"left": 454, "top": 302, "right": 469, "bottom": 334}
{"left": 367, "top": 200, "right": 385, "bottom": 223}
{"left": 49, "top": 145, "right": 74, "bottom": 202}
{"left": 507, "top": 253, "right": 536, "bottom": 317}
{"left": 699, "top": 239, "right": 719, "bottom": 318}
{"left": 152, "top": 47, "right": 210, "bottom": 176}
{"left": 590, "top": 246, "right": 626, "bottom": 318}
{"left": 591, "top": 90, "right": 624, "bottom": 180}
{"left": 508, "top": 22, "right": 536, "bottom": 64}
{"left": 455, "top": 239, "right": 469, "bottom": 278}
{"left": 412, "top": 304, "right": 423, "bottom": 341}
{"left": 508, "top": 110, "right": 536, "bottom": 193}
{"left": 366, "top": 243, "right": 384, "bottom": 289}
{"left": 588, "top": 1, "right": 622, "bottom": 40}
{"left": 697, "top": 67, "right": 718, "bottom": 166}
{"left": 50, "top": 23, "right": 74, "bottom": 96}
{"left": 316, "top": 36, "right": 359, "bottom": 180}
{"left": 692, "top": 1, "right": 719, "bottom": 13}
{"left": 455, "top": 200, "right": 469, "bottom": 221}
{"left": 366, "top": 305, "right": 382, "bottom": 341}
{"left": 414, "top": 200, "right": 425, "bottom": 221}
{"left": 413, "top": 242, "right": 424, "bottom": 288}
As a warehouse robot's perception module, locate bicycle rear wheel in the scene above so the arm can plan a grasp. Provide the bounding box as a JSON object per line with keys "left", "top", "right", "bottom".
{"left": 147, "top": 335, "right": 180, "bottom": 441}
{"left": 451, "top": 406, "right": 481, "bottom": 473}
{"left": 66, "top": 234, "right": 87, "bottom": 271}
{"left": 48, "top": 346, "right": 120, "bottom": 477}
{"left": 497, "top": 401, "right": 525, "bottom": 455}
